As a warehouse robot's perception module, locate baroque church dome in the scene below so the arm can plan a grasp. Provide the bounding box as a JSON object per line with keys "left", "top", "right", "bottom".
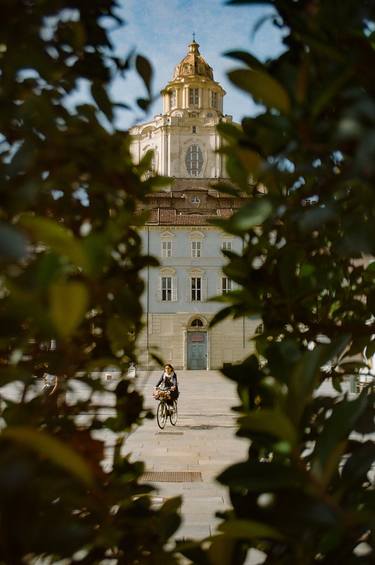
{"left": 172, "top": 39, "right": 214, "bottom": 81}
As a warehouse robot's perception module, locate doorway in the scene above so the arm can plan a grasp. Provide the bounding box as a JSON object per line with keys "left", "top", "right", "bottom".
{"left": 187, "top": 331, "right": 207, "bottom": 369}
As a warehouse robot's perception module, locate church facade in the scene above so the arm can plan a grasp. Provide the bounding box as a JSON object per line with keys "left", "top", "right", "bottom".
{"left": 130, "top": 40, "right": 257, "bottom": 370}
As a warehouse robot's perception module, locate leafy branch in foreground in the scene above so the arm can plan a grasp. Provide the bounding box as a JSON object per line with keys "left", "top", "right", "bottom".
{"left": 180, "top": 1, "right": 375, "bottom": 563}
{"left": 0, "top": 1, "right": 180, "bottom": 563}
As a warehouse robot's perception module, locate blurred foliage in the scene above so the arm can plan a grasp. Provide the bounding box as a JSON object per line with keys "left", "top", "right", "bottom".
{"left": 180, "top": 1, "right": 375, "bottom": 564}
{"left": 0, "top": 1, "right": 181, "bottom": 563}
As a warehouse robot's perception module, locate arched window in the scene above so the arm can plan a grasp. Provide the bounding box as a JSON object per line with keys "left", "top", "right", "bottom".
{"left": 185, "top": 144, "right": 203, "bottom": 176}
{"left": 191, "top": 318, "right": 203, "bottom": 327}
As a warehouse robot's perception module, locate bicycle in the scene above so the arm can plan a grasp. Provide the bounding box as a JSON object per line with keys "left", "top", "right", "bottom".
{"left": 154, "top": 389, "right": 178, "bottom": 429}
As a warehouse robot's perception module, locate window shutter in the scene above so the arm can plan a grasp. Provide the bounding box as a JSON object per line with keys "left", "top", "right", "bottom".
{"left": 202, "top": 276, "right": 207, "bottom": 302}
{"left": 172, "top": 276, "right": 178, "bottom": 302}
{"left": 217, "top": 275, "right": 223, "bottom": 296}
{"left": 157, "top": 276, "right": 162, "bottom": 302}
{"left": 186, "top": 278, "right": 191, "bottom": 303}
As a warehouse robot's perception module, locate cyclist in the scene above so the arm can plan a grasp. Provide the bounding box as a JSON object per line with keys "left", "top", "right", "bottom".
{"left": 154, "top": 363, "right": 179, "bottom": 410}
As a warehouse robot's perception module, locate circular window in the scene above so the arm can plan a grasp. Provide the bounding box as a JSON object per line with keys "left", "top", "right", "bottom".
{"left": 191, "top": 318, "right": 204, "bottom": 327}
{"left": 185, "top": 144, "right": 203, "bottom": 177}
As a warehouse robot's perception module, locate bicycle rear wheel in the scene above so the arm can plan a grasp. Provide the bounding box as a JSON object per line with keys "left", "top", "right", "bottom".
{"left": 157, "top": 401, "right": 167, "bottom": 429}
{"left": 170, "top": 401, "right": 178, "bottom": 425}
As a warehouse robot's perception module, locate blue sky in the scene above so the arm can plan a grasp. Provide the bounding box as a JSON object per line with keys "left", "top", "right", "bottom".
{"left": 110, "top": 0, "right": 285, "bottom": 129}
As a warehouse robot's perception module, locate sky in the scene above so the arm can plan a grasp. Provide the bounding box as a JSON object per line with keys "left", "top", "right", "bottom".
{"left": 110, "top": 0, "right": 285, "bottom": 129}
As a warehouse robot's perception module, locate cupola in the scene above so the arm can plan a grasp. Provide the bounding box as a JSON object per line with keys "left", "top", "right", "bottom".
{"left": 161, "top": 38, "right": 225, "bottom": 115}
{"left": 172, "top": 39, "right": 214, "bottom": 81}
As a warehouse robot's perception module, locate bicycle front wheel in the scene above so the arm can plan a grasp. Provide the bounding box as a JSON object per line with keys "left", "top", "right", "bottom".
{"left": 170, "top": 401, "right": 178, "bottom": 426}
{"left": 157, "top": 401, "right": 167, "bottom": 429}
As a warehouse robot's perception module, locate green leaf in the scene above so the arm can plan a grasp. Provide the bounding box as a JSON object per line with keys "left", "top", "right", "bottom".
{"left": 218, "top": 461, "right": 304, "bottom": 491}
{"left": 238, "top": 409, "right": 297, "bottom": 446}
{"left": 213, "top": 182, "right": 241, "bottom": 197}
{"left": 216, "top": 121, "right": 244, "bottom": 141}
{"left": 228, "top": 69, "right": 291, "bottom": 114}
{"left": 49, "top": 281, "right": 89, "bottom": 338}
{"left": 1, "top": 427, "right": 94, "bottom": 486}
{"left": 207, "top": 535, "right": 239, "bottom": 565}
{"left": 224, "top": 50, "right": 265, "bottom": 71}
{"left": 312, "top": 393, "right": 368, "bottom": 483}
{"left": 18, "top": 215, "right": 88, "bottom": 271}
{"left": 288, "top": 335, "right": 351, "bottom": 424}
{"left": 312, "top": 67, "right": 353, "bottom": 118}
{"left": 0, "top": 222, "right": 28, "bottom": 261}
{"left": 137, "top": 97, "right": 151, "bottom": 112}
{"left": 91, "top": 82, "right": 113, "bottom": 121}
{"left": 227, "top": 198, "right": 273, "bottom": 233}
{"left": 209, "top": 306, "right": 233, "bottom": 327}
{"left": 219, "top": 519, "right": 284, "bottom": 541}
{"left": 135, "top": 54, "right": 153, "bottom": 96}
{"left": 298, "top": 206, "right": 337, "bottom": 232}
{"left": 106, "top": 315, "right": 133, "bottom": 353}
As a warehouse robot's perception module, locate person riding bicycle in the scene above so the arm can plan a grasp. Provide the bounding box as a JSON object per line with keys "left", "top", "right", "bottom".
{"left": 153, "top": 364, "right": 179, "bottom": 408}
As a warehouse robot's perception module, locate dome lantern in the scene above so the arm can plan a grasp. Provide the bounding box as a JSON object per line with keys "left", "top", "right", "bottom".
{"left": 160, "top": 39, "right": 226, "bottom": 116}
{"left": 172, "top": 38, "right": 214, "bottom": 81}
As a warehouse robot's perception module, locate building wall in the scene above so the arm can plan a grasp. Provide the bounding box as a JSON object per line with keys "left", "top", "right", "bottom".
{"left": 130, "top": 41, "right": 257, "bottom": 370}
{"left": 129, "top": 113, "right": 231, "bottom": 179}
{"left": 136, "top": 313, "right": 258, "bottom": 371}
{"left": 140, "top": 225, "right": 242, "bottom": 314}
{"left": 137, "top": 226, "right": 256, "bottom": 370}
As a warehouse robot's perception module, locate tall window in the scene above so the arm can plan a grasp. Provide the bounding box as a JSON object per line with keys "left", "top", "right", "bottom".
{"left": 161, "top": 240, "right": 172, "bottom": 257}
{"left": 170, "top": 90, "right": 176, "bottom": 109}
{"left": 191, "top": 277, "right": 201, "bottom": 301}
{"left": 189, "top": 88, "right": 199, "bottom": 106}
{"left": 191, "top": 240, "right": 201, "bottom": 258}
{"left": 222, "top": 277, "right": 232, "bottom": 294}
{"left": 222, "top": 240, "right": 232, "bottom": 252}
{"left": 185, "top": 144, "right": 203, "bottom": 176}
{"left": 211, "top": 91, "right": 218, "bottom": 108}
{"left": 161, "top": 277, "right": 172, "bottom": 301}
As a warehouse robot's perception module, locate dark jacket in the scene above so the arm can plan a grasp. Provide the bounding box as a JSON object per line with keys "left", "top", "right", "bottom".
{"left": 156, "top": 371, "right": 179, "bottom": 397}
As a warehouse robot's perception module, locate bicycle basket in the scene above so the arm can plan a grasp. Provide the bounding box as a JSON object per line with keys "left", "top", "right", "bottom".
{"left": 154, "top": 389, "right": 170, "bottom": 400}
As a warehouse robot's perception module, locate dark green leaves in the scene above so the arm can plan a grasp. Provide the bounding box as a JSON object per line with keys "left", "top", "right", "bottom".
{"left": 136, "top": 55, "right": 153, "bottom": 96}
{"left": 228, "top": 69, "right": 291, "bottom": 114}
{"left": 312, "top": 393, "right": 368, "bottom": 483}
{"left": 91, "top": 82, "right": 113, "bottom": 122}
{"left": 18, "top": 215, "right": 89, "bottom": 271}
{"left": 136, "top": 54, "right": 153, "bottom": 111}
{"left": 217, "top": 198, "right": 273, "bottom": 235}
{"left": 1, "top": 427, "right": 94, "bottom": 486}
{"left": 0, "top": 3, "right": 179, "bottom": 563}
{"left": 213, "top": 2, "right": 375, "bottom": 561}
{"left": 0, "top": 222, "right": 28, "bottom": 261}
{"left": 218, "top": 461, "right": 304, "bottom": 491}
{"left": 287, "top": 336, "right": 352, "bottom": 425}
{"left": 218, "top": 519, "right": 284, "bottom": 541}
{"left": 49, "top": 280, "right": 89, "bottom": 339}
{"left": 224, "top": 50, "right": 264, "bottom": 71}
{"left": 238, "top": 409, "right": 297, "bottom": 447}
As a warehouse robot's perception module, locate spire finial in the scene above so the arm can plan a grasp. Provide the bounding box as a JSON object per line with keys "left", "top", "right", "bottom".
{"left": 189, "top": 33, "right": 199, "bottom": 54}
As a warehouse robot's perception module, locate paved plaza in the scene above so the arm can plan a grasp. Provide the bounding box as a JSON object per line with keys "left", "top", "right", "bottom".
{"left": 1, "top": 368, "right": 357, "bottom": 564}
{"left": 122, "top": 370, "right": 266, "bottom": 564}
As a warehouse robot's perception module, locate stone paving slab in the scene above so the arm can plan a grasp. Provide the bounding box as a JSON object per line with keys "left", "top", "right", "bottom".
{"left": 121, "top": 370, "right": 263, "bottom": 563}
